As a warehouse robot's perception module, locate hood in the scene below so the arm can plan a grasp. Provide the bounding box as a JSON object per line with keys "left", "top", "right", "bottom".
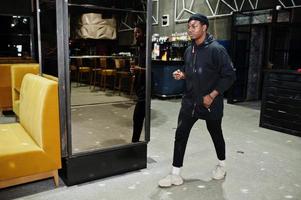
{"left": 192, "top": 33, "right": 215, "bottom": 49}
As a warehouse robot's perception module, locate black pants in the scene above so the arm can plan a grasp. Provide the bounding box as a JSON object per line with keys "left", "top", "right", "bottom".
{"left": 172, "top": 110, "right": 225, "bottom": 167}
{"left": 131, "top": 100, "right": 145, "bottom": 142}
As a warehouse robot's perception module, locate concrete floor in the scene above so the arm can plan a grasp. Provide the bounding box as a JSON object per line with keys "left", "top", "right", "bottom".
{"left": 70, "top": 83, "right": 134, "bottom": 106}
{"left": 70, "top": 84, "right": 144, "bottom": 152}
{"left": 71, "top": 102, "right": 145, "bottom": 152}
{"left": 1, "top": 99, "right": 301, "bottom": 200}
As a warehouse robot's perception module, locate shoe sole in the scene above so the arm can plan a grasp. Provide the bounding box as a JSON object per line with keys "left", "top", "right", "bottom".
{"left": 212, "top": 172, "right": 227, "bottom": 180}
{"left": 158, "top": 181, "right": 184, "bottom": 188}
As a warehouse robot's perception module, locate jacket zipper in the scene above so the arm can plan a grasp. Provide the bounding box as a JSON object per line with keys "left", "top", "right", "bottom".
{"left": 192, "top": 102, "right": 196, "bottom": 117}
{"left": 192, "top": 46, "right": 196, "bottom": 73}
{"left": 192, "top": 45, "right": 197, "bottom": 117}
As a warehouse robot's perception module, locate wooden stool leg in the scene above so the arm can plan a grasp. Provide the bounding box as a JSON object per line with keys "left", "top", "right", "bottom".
{"left": 118, "top": 76, "right": 122, "bottom": 95}
{"left": 103, "top": 76, "right": 106, "bottom": 91}
{"left": 113, "top": 75, "right": 117, "bottom": 94}
{"left": 53, "top": 170, "right": 59, "bottom": 187}
{"left": 89, "top": 71, "right": 93, "bottom": 89}
{"left": 100, "top": 75, "right": 103, "bottom": 90}
{"left": 77, "top": 71, "right": 80, "bottom": 87}
{"left": 93, "top": 71, "right": 97, "bottom": 91}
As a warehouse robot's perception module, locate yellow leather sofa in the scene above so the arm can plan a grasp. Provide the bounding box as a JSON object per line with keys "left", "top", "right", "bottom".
{"left": 42, "top": 74, "right": 59, "bottom": 82}
{"left": 0, "top": 74, "right": 61, "bottom": 189}
{"left": 10, "top": 64, "right": 39, "bottom": 116}
{"left": 0, "top": 64, "right": 13, "bottom": 111}
{"left": 0, "top": 63, "right": 39, "bottom": 112}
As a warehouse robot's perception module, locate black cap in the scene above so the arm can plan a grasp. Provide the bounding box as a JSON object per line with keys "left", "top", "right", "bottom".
{"left": 188, "top": 13, "right": 209, "bottom": 27}
{"left": 134, "top": 22, "right": 146, "bottom": 33}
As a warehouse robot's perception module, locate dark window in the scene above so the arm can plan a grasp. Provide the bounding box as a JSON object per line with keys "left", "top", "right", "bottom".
{"left": 0, "top": 15, "right": 31, "bottom": 57}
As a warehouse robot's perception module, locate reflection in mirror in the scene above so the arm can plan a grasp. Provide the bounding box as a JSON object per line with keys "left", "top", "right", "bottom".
{"left": 39, "top": 0, "right": 58, "bottom": 76}
{"left": 69, "top": 1, "right": 146, "bottom": 154}
{"left": 0, "top": 11, "right": 36, "bottom": 123}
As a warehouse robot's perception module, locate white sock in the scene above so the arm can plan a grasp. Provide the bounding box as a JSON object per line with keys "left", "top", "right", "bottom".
{"left": 218, "top": 160, "right": 226, "bottom": 167}
{"left": 172, "top": 166, "right": 181, "bottom": 175}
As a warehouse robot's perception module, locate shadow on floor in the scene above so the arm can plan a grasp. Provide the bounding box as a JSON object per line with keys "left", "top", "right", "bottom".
{"left": 0, "top": 178, "right": 66, "bottom": 200}
{"left": 150, "top": 109, "right": 168, "bottom": 127}
{"left": 234, "top": 101, "right": 261, "bottom": 110}
{"left": 150, "top": 179, "right": 226, "bottom": 200}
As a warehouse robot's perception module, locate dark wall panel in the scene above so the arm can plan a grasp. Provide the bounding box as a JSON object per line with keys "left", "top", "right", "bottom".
{"left": 0, "top": 0, "right": 32, "bottom": 16}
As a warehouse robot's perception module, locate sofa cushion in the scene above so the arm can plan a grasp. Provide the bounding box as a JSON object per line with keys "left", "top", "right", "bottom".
{"left": 0, "top": 123, "right": 59, "bottom": 180}
{"left": 0, "top": 123, "right": 40, "bottom": 156}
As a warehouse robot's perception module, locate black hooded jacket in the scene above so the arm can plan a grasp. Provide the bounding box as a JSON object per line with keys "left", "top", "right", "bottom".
{"left": 181, "top": 34, "right": 236, "bottom": 120}
{"left": 133, "top": 41, "right": 146, "bottom": 101}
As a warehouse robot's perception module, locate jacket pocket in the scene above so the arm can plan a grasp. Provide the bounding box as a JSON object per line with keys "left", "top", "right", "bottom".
{"left": 195, "top": 102, "right": 210, "bottom": 116}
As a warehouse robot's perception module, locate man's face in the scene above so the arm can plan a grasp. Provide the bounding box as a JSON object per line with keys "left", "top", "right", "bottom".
{"left": 134, "top": 27, "right": 144, "bottom": 42}
{"left": 187, "top": 20, "right": 207, "bottom": 40}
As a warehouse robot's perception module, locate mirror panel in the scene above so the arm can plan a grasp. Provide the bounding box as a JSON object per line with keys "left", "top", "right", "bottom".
{"left": 39, "top": 0, "right": 58, "bottom": 76}
{"left": 68, "top": 1, "right": 147, "bottom": 154}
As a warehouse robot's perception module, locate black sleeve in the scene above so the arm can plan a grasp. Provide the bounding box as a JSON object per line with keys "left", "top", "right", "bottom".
{"left": 214, "top": 46, "right": 236, "bottom": 94}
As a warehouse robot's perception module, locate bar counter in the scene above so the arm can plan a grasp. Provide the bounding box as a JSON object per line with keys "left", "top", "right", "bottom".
{"left": 151, "top": 60, "right": 184, "bottom": 97}
{"left": 70, "top": 55, "right": 133, "bottom": 59}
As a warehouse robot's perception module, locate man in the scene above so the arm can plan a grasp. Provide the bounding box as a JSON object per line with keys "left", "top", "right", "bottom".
{"left": 158, "top": 13, "right": 236, "bottom": 187}
{"left": 131, "top": 22, "right": 146, "bottom": 143}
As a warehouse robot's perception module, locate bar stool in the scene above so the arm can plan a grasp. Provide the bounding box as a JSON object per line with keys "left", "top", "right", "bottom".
{"left": 99, "top": 57, "right": 116, "bottom": 91}
{"left": 76, "top": 58, "right": 91, "bottom": 87}
{"left": 89, "top": 58, "right": 102, "bottom": 91}
{"left": 113, "top": 58, "right": 134, "bottom": 95}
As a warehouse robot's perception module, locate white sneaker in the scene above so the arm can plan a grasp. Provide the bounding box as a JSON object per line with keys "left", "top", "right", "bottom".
{"left": 212, "top": 165, "right": 226, "bottom": 180}
{"left": 158, "top": 174, "right": 184, "bottom": 187}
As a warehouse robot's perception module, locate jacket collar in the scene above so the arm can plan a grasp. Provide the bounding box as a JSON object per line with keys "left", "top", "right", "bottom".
{"left": 192, "top": 33, "right": 214, "bottom": 50}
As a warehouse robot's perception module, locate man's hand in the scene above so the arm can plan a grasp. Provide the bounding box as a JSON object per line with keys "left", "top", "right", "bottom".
{"left": 203, "top": 95, "right": 213, "bottom": 108}
{"left": 203, "top": 90, "right": 219, "bottom": 109}
{"left": 130, "top": 65, "right": 142, "bottom": 74}
{"left": 130, "top": 65, "right": 146, "bottom": 74}
{"left": 172, "top": 69, "right": 185, "bottom": 80}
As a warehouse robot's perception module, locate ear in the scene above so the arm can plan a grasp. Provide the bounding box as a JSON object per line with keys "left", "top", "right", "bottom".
{"left": 203, "top": 25, "right": 207, "bottom": 32}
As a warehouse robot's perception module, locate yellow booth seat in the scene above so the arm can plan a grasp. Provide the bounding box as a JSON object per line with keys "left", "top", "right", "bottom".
{"left": 10, "top": 64, "right": 39, "bottom": 116}
{"left": 0, "top": 74, "right": 61, "bottom": 189}
{"left": 42, "top": 74, "right": 58, "bottom": 82}
{"left": 0, "top": 64, "right": 13, "bottom": 111}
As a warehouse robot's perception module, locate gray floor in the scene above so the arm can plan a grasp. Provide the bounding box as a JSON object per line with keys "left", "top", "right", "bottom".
{"left": 70, "top": 84, "right": 144, "bottom": 152}
{"left": 1, "top": 99, "right": 301, "bottom": 200}
{"left": 71, "top": 84, "right": 134, "bottom": 106}
{"left": 71, "top": 102, "right": 145, "bottom": 152}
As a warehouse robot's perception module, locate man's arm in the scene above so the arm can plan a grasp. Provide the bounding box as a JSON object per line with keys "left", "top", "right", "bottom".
{"left": 203, "top": 47, "right": 236, "bottom": 108}
{"left": 214, "top": 47, "right": 236, "bottom": 95}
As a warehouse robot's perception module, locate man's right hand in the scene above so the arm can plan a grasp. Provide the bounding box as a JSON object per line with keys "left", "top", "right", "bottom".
{"left": 172, "top": 69, "right": 185, "bottom": 80}
{"left": 130, "top": 65, "right": 138, "bottom": 74}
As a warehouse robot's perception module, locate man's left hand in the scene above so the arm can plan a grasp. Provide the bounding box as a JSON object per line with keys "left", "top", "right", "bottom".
{"left": 203, "top": 95, "right": 213, "bottom": 108}
{"left": 203, "top": 90, "right": 219, "bottom": 109}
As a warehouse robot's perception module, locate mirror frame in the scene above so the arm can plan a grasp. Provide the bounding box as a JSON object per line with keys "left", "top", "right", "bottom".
{"left": 55, "top": 0, "right": 152, "bottom": 157}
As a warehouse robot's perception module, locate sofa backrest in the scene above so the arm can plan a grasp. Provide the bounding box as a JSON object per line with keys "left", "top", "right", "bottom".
{"left": 19, "top": 74, "right": 60, "bottom": 151}
{"left": 0, "top": 64, "right": 12, "bottom": 87}
{"left": 11, "top": 64, "right": 39, "bottom": 102}
{"left": 0, "top": 64, "right": 13, "bottom": 110}
{"left": 42, "top": 74, "right": 58, "bottom": 82}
